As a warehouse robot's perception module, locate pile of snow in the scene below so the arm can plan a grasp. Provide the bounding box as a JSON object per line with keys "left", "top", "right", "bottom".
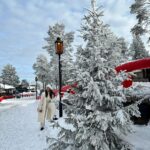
{"left": 0, "top": 98, "right": 36, "bottom": 112}
{"left": 21, "top": 92, "right": 35, "bottom": 96}
{"left": 125, "top": 125, "right": 150, "bottom": 150}
{"left": 130, "top": 82, "right": 150, "bottom": 98}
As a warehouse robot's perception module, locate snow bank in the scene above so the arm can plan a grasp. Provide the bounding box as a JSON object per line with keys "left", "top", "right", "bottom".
{"left": 125, "top": 125, "right": 150, "bottom": 150}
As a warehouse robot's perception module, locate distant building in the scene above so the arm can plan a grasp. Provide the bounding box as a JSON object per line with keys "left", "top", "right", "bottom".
{"left": 28, "top": 81, "right": 42, "bottom": 92}
{"left": 0, "top": 83, "right": 15, "bottom": 96}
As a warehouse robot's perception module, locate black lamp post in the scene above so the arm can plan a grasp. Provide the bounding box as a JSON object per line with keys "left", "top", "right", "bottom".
{"left": 35, "top": 77, "right": 38, "bottom": 100}
{"left": 55, "top": 37, "right": 63, "bottom": 117}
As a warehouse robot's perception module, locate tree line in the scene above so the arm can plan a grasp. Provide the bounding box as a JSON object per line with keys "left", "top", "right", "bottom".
{"left": 0, "top": 64, "right": 29, "bottom": 89}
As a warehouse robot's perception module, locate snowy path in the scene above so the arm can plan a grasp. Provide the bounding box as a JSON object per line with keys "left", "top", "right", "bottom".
{"left": 0, "top": 99, "right": 59, "bottom": 150}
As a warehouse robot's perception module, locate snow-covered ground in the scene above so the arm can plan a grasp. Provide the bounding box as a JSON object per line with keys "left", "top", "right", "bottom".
{"left": 0, "top": 98, "right": 60, "bottom": 150}
{"left": 0, "top": 97, "right": 35, "bottom": 112}
{"left": 126, "top": 125, "right": 150, "bottom": 150}
{"left": 0, "top": 98, "right": 150, "bottom": 150}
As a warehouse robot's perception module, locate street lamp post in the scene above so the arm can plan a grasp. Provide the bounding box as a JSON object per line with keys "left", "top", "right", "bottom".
{"left": 55, "top": 37, "right": 63, "bottom": 117}
{"left": 35, "top": 77, "right": 38, "bottom": 100}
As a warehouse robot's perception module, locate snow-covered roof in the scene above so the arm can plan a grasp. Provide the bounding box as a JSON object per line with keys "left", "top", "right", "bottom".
{"left": 0, "top": 83, "right": 15, "bottom": 89}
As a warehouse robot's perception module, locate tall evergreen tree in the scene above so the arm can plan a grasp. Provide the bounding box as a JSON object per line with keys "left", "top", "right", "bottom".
{"left": 117, "top": 37, "right": 131, "bottom": 61}
{"left": 33, "top": 54, "right": 50, "bottom": 88}
{"left": 130, "top": 0, "right": 150, "bottom": 42}
{"left": 130, "top": 34, "right": 149, "bottom": 60}
{"left": 48, "top": 1, "right": 139, "bottom": 150}
{"left": 1, "top": 64, "right": 20, "bottom": 87}
{"left": 43, "top": 23, "right": 75, "bottom": 86}
{"left": 21, "top": 79, "right": 29, "bottom": 88}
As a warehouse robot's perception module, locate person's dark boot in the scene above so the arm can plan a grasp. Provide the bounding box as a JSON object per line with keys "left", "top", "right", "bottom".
{"left": 53, "top": 117, "right": 58, "bottom": 120}
{"left": 53, "top": 115, "right": 58, "bottom": 120}
{"left": 40, "top": 127, "right": 44, "bottom": 130}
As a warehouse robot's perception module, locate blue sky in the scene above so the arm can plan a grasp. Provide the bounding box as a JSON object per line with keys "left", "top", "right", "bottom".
{"left": 0, "top": 0, "right": 142, "bottom": 83}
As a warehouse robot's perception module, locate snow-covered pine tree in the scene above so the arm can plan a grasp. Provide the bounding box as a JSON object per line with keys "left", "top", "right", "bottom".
{"left": 130, "top": 34, "right": 149, "bottom": 60}
{"left": 1, "top": 64, "right": 20, "bottom": 87}
{"left": 48, "top": 1, "right": 140, "bottom": 150}
{"left": 117, "top": 37, "right": 131, "bottom": 61}
{"left": 49, "top": 57, "right": 59, "bottom": 89}
{"left": 130, "top": 0, "right": 150, "bottom": 42}
{"left": 21, "top": 79, "right": 29, "bottom": 88}
{"left": 33, "top": 54, "right": 50, "bottom": 88}
{"left": 43, "top": 23, "right": 75, "bottom": 86}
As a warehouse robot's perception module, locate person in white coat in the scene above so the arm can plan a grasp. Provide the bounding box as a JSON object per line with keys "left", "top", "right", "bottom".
{"left": 37, "top": 85, "right": 56, "bottom": 130}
